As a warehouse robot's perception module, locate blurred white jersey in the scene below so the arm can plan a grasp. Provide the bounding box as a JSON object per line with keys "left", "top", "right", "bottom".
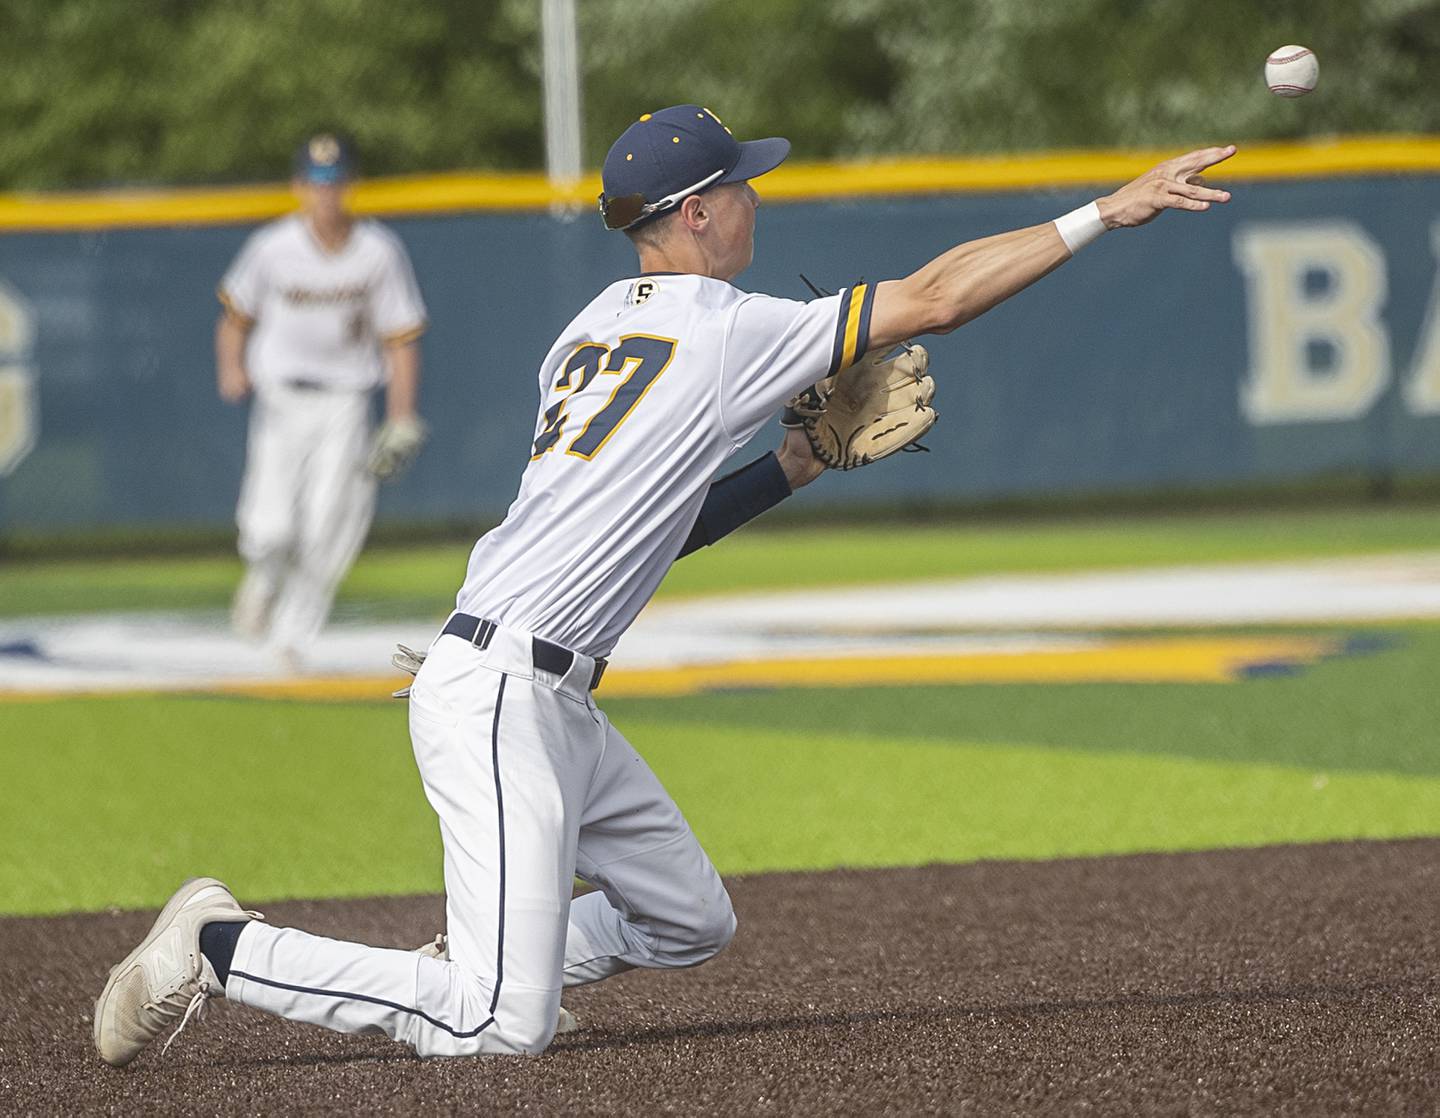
{"left": 458, "top": 273, "right": 876, "bottom": 657}
{"left": 219, "top": 215, "right": 427, "bottom": 392}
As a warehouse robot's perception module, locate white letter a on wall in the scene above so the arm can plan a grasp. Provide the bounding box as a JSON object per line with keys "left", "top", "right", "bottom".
{"left": 1402, "top": 223, "right": 1440, "bottom": 416}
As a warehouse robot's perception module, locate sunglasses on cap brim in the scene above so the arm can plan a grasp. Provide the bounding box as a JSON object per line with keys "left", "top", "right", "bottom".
{"left": 599, "top": 167, "right": 727, "bottom": 231}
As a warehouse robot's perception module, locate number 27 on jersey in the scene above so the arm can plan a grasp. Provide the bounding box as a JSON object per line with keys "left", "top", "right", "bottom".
{"left": 531, "top": 334, "right": 677, "bottom": 461}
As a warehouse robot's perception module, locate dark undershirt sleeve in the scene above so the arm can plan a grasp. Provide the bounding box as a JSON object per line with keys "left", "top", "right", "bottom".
{"left": 676, "top": 452, "right": 793, "bottom": 560}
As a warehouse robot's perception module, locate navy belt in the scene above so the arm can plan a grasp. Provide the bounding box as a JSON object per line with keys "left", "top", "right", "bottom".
{"left": 443, "top": 613, "right": 607, "bottom": 691}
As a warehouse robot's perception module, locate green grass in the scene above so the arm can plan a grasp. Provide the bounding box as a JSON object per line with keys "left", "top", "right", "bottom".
{"left": 0, "top": 699, "right": 429, "bottom": 915}
{"left": 3, "top": 684, "right": 1437, "bottom": 916}
{"left": 655, "top": 722, "right": 1440, "bottom": 874}
{"left": 5, "top": 506, "right": 1439, "bottom": 915}
{"left": 604, "top": 628, "right": 1440, "bottom": 777}
{"left": 4, "top": 503, "right": 1440, "bottom": 618}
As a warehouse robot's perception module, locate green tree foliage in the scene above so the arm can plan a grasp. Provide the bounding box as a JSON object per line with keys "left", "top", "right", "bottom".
{"left": 575, "top": 0, "right": 898, "bottom": 167}
{"left": 830, "top": 0, "right": 1440, "bottom": 155}
{"left": 1, "top": 0, "right": 1437, "bottom": 191}
{"left": 1, "top": 0, "right": 541, "bottom": 189}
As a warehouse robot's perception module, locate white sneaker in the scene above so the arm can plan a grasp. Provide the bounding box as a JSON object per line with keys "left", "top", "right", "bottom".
{"left": 93, "top": 877, "right": 263, "bottom": 1067}
{"left": 414, "top": 933, "right": 580, "bottom": 1034}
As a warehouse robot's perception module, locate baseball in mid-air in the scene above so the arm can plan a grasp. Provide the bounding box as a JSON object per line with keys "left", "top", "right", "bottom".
{"left": 1264, "top": 45, "right": 1319, "bottom": 97}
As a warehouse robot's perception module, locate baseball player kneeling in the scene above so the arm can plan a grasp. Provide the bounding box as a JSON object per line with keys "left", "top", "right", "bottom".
{"left": 97, "top": 108, "right": 1233, "bottom": 1063}
{"left": 216, "top": 134, "right": 428, "bottom": 671}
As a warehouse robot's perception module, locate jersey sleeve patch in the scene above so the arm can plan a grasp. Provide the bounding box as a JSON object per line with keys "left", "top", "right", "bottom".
{"left": 827, "top": 282, "right": 875, "bottom": 376}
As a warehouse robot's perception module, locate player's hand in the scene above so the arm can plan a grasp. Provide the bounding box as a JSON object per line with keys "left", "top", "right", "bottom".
{"left": 776, "top": 426, "right": 826, "bottom": 489}
{"left": 218, "top": 363, "right": 252, "bottom": 403}
{"left": 1097, "top": 145, "right": 1236, "bottom": 229}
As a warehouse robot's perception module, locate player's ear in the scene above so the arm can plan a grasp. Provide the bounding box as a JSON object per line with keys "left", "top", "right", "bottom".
{"left": 679, "top": 194, "right": 708, "bottom": 232}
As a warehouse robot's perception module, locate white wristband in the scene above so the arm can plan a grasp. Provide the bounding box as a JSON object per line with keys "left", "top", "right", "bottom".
{"left": 1054, "top": 201, "right": 1107, "bottom": 255}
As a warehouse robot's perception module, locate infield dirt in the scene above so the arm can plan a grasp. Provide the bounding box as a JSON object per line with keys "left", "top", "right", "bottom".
{"left": 2, "top": 839, "right": 1436, "bottom": 1115}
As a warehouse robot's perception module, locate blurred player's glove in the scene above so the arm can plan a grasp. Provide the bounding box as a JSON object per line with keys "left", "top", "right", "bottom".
{"left": 367, "top": 415, "right": 428, "bottom": 480}
{"left": 390, "top": 643, "right": 426, "bottom": 698}
{"left": 781, "top": 343, "right": 937, "bottom": 470}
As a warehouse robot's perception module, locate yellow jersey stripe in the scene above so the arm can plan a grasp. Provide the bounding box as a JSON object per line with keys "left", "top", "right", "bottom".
{"left": 381, "top": 322, "right": 428, "bottom": 345}
{"left": 841, "top": 283, "right": 868, "bottom": 369}
{"left": 215, "top": 289, "right": 255, "bottom": 324}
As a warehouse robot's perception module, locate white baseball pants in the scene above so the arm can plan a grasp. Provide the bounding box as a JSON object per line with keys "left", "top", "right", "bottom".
{"left": 225, "top": 621, "right": 736, "bottom": 1055}
{"left": 235, "top": 382, "right": 376, "bottom": 653}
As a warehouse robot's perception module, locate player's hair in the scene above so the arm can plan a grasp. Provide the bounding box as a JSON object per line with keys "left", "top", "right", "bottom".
{"left": 624, "top": 212, "right": 676, "bottom": 251}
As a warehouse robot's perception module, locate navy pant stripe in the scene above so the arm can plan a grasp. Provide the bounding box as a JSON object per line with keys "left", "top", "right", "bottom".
{"left": 488, "top": 672, "right": 508, "bottom": 1014}
{"left": 228, "top": 969, "right": 497, "bottom": 1039}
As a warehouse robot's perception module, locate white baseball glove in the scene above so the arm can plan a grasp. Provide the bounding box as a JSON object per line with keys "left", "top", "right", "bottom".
{"left": 367, "top": 415, "right": 428, "bottom": 480}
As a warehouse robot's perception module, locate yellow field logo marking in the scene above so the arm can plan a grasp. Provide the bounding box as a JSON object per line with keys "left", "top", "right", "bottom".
{"left": 170, "top": 633, "right": 1344, "bottom": 703}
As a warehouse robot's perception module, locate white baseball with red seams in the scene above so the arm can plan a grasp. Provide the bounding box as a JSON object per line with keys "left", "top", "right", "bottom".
{"left": 1264, "top": 45, "right": 1319, "bottom": 98}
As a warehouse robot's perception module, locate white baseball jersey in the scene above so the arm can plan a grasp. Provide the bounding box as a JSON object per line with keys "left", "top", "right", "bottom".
{"left": 458, "top": 273, "right": 876, "bottom": 657}
{"left": 218, "top": 215, "right": 427, "bottom": 391}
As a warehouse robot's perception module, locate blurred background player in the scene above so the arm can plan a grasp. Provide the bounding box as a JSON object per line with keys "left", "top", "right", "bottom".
{"left": 215, "top": 134, "right": 429, "bottom": 669}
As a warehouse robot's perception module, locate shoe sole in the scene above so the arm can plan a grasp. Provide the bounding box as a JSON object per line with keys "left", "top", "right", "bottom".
{"left": 93, "top": 876, "right": 233, "bottom": 1066}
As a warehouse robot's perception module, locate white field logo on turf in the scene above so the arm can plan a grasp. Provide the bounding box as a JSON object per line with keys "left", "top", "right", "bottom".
{"left": 1, "top": 555, "right": 1438, "bottom": 696}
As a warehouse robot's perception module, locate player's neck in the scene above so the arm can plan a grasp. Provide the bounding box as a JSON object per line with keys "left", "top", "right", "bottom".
{"left": 635, "top": 241, "right": 729, "bottom": 281}
{"left": 305, "top": 213, "right": 355, "bottom": 254}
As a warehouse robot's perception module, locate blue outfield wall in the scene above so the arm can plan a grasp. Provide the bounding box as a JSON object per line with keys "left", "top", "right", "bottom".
{"left": 2, "top": 173, "right": 1440, "bottom": 536}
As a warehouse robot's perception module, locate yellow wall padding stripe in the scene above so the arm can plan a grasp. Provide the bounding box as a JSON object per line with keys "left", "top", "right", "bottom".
{"left": 3, "top": 135, "right": 1440, "bottom": 233}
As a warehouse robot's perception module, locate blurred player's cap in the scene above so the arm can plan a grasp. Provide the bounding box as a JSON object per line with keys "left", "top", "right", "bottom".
{"left": 599, "top": 106, "right": 789, "bottom": 231}
{"left": 294, "top": 133, "right": 354, "bottom": 185}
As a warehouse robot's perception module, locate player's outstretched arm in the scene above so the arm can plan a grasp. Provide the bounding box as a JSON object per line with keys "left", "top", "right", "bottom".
{"left": 866, "top": 144, "right": 1236, "bottom": 352}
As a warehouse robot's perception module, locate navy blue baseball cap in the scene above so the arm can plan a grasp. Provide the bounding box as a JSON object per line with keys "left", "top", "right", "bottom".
{"left": 293, "top": 133, "right": 354, "bottom": 184}
{"left": 599, "top": 106, "right": 790, "bottom": 230}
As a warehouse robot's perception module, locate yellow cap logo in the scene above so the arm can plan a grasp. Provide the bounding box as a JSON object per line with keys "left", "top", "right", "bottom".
{"left": 308, "top": 135, "right": 342, "bottom": 165}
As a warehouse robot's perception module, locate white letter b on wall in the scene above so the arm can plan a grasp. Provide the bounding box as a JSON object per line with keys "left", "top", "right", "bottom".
{"left": 1233, "top": 222, "right": 1390, "bottom": 425}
